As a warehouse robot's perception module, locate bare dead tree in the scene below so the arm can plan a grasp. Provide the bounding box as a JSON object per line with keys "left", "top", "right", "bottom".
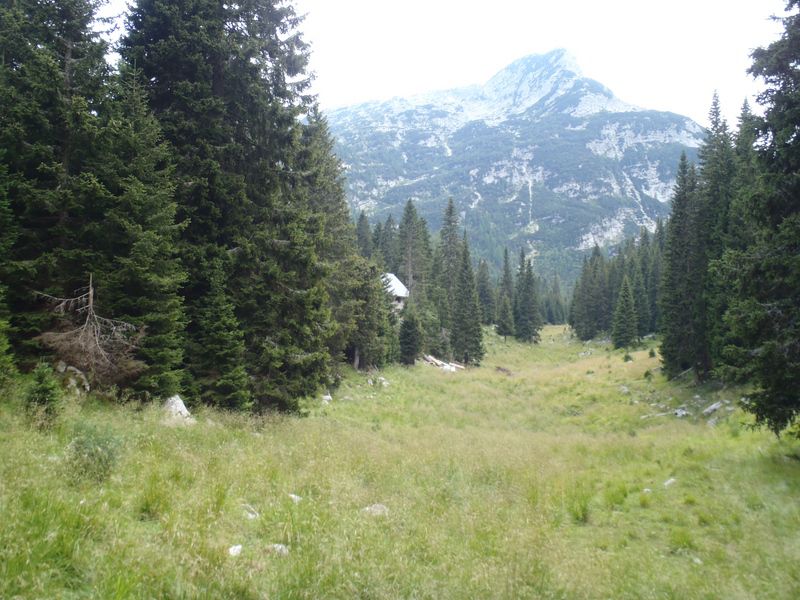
{"left": 36, "top": 274, "right": 145, "bottom": 385}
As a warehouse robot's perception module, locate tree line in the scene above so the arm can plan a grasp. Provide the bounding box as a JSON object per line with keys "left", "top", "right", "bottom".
{"left": 355, "top": 198, "right": 568, "bottom": 365}
{"left": 568, "top": 1, "right": 800, "bottom": 435}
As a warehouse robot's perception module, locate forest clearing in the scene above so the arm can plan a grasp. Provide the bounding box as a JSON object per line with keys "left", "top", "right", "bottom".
{"left": 2, "top": 326, "right": 798, "bottom": 599}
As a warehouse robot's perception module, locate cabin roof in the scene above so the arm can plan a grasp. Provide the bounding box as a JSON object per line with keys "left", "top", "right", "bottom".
{"left": 382, "top": 273, "right": 409, "bottom": 298}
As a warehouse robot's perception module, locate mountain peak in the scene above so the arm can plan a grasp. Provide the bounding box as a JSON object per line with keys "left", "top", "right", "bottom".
{"left": 483, "top": 49, "right": 586, "bottom": 118}
{"left": 496, "top": 49, "right": 583, "bottom": 80}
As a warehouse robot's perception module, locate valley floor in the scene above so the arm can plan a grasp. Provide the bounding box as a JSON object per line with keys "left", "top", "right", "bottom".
{"left": 1, "top": 326, "right": 799, "bottom": 598}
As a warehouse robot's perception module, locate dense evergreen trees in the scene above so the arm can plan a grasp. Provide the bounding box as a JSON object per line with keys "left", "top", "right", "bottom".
{"left": 0, "top": 0, "right": 390, "bottom": 409}
{"left": 569, "top": 227, "right": 664, "bottom": 344}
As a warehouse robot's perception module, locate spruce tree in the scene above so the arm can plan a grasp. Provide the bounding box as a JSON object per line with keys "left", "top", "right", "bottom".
{"left": 495, "top": 294, "right": 515, "bottom": 340}
{"left": 0, "top": 163, "right": 14, "bottom": 378}
{"left": 186, "top": 257, "right": 250, "bottom": 409}
{"left": 660, "top": 154, "right": 699, "bottom": 377}
{"left": 612, "top": 276, "right": 638, "bottom": 349}
{"left": 1, "top": 0, "right": 110, "bottom": 358}
{"left": 476, "top": 259, "right": 495, "bottom": 325}
{"left": 346, "top": 260, "right": 392, "bottom": 369}
{"left": 719, "top": 2, "right": 800, "bottom": 433}
{"left": 631, "top": 264, "right": 651, "bottom": 338}
{"left": 450, "top": 236, "right": 484, "bottom": 365}
{"left": 499, "top": 247, "right": 515, "bottom": 306}
{"left": 356, "top": 211, "right": 373, "bottom": 258}
{"left": 692, "top": 94, "right": 736, "bottom": 376}
{"left": 91, "top": 72, "right": 187, "bottom": 397}
{"left": 124, "top": 0, "right": 334, "bottom": 409}
{"left": 514, "top": 260, "right": 543, "bottom": 343}
{"left": 399, "top": 309, "right": 422, "bottom": 366}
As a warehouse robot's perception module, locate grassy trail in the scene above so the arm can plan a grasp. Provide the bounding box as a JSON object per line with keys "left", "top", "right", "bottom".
{"left": 1, "top": 326, "right": 799, "bottom": 598}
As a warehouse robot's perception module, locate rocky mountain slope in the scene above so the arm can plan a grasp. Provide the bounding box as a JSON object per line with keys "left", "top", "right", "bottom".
{"left": 327, "top": 49, "right": 704, "bottom": 277}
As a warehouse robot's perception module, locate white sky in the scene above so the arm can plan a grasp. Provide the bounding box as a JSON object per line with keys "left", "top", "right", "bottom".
{"left": 293, "top": 0, "right": 787, "bottom": 127}
{"left": 102, "top": 0, "right": 788, "bottom": 128}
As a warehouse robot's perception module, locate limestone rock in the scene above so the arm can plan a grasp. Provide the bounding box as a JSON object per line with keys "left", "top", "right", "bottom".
{"left": 362, "top": 503, "right": 389, "bottom": 516}
{"left": 267, "top": 543, "right": 289, "bottom": 556}
{"left": 163, "top": 395, "right": 196, "bottom": 426}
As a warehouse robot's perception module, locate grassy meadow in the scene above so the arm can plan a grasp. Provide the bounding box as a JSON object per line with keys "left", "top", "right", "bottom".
{"left": 1, "top": 326, "right": 799, "bottom": 598}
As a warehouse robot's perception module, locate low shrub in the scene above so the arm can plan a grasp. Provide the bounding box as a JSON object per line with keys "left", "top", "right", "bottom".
{"left": 65, "top": 423, "right": 120, "bottom": 482}
{"left": 24, "top": 362, "right": 62, "bottom": 428}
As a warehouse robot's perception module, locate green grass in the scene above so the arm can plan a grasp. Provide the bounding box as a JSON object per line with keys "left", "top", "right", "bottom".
{"left": 1, "top": 326, "right": 799, "bottom": 598}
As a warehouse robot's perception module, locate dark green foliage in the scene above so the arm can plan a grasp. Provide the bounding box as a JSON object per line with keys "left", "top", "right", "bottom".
{"left": 0, "top": 165, "right": 14, "bottom": 379}
{"left": 399, "top": 310, "right": 422, "bottom": 366}
{"left": 0, "top": 305, "right": 15, "bottom": 382}
{"left": 123, "top": 0, "right": 339, "bottom": 409}
{"left": 631, "top": 264, "right": 650, "bottom": 338}
{"left": 659, "top": 154, "right": 699, "bottom": 376}
{"left": 514, "top": 259, "right": 543, "bottom": 343}
{"left": 612, "top": 276, "right": 637, "bottom": 349}
{"left": 542, "top": 275, "right": 567, "bottom": 324}
{"left": 495, "top": 293, "right": 515, "bottom": 339}
{"left": 25, "top": 362, "right": 61, "bottom": 425}
{"left": 715, "top": 2, "right": 800, "bottom": 433}
{"left": 499, "top": 248, "right": 515, "bottom": 308}
{"left": 397, "top": 200, "right": 432, "bottom": 298}
{"left": 356, "top": 212, "right": 373, "bottom": 258}
{"left": 476, "top": 259, "right": 495, "bottom": 325}
{"left": 450, "top": 236, "right": 484, "bottom": 365}
{"left": 569, "top": 246, "right": 609, "bottom": 340}
{"left": 1, "top": 0, "right": 110, "bottom": 359}
{"left": 186, "top": 257, "right": 250, "bottom": 410}
{"left": 92, "top": 73, "right": 187, "bottom": 397}
{"left": 346, "top": 260, "right": 393, "bottom": 369}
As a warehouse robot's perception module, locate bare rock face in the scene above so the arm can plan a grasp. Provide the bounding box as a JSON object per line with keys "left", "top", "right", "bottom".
{"left": 163, "top": 395, "right": 196, "bottom": 426}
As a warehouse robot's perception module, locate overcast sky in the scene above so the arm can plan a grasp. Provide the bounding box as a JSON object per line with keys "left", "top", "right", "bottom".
{"left": 293, "top": 0, "right": 787, "bottom": 127}
{"left": 103, "top": 0, "right": 788, "bottom": 128}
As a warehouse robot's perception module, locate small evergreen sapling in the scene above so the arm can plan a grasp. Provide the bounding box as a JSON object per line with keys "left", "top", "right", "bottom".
{"left": 25, "top": 362, "right": 62, "bottom": 427}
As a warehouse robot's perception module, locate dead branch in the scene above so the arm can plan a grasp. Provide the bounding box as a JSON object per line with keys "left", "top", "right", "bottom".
{"left": 36, "top": 274, "right": 144, "bottom": 385}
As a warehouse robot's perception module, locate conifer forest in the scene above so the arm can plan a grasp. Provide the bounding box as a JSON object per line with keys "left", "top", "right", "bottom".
{"left": 1, "top": 1, "right": 800, "bottom": 597}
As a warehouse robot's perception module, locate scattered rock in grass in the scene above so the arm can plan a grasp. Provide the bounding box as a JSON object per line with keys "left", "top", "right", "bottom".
{"left": 163, "top": 394, "right": 197, "bottom": 426}
{"left": 674, "top": 407, "right": 690, "bottom": 418}
{"left": 664, "top": 478, "right": 677, "bottom": 488}
{"left": 643, "top": 488, "right": 652, "bottom": 494}
{"left": 288, "top": 493, "right": 302, "bottom": 504}
{"left": 377, "top": 377, "right": 389, "bottom": 387}
{"left": 362, "top": 503, "right": 389, "bottom": 516}
{"left": 619, "top": 385, "right": 631, "bottom": 395}
{"left": 242, "top": 503, "right": 259, "bottom": 520}
{"left": 578, "top": 351, "right": 592, "bottom": 357}
{"left": 692, "top": 556, "right": 703, "bottom": 565}
{"left": 266, "top": 543, "right": 289, "bottom": 556}
{"left": 321, "top": 392, "right": 332, "bottom": 404}
{"left": 228, "top": 544, "right": 243, "bottom": 557}
{"left": 708, "top": 417, "right": 719, "bottom": 427}
{"left": 367, "top": 378, "right": 374, "bottom": 386}
{"left": 702, "top": 401, "right": 723, "bottom": 416}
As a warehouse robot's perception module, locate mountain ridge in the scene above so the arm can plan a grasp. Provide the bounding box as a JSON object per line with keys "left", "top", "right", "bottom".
{"left": 327, "top": 49, "right": 705, "bottom": 278}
